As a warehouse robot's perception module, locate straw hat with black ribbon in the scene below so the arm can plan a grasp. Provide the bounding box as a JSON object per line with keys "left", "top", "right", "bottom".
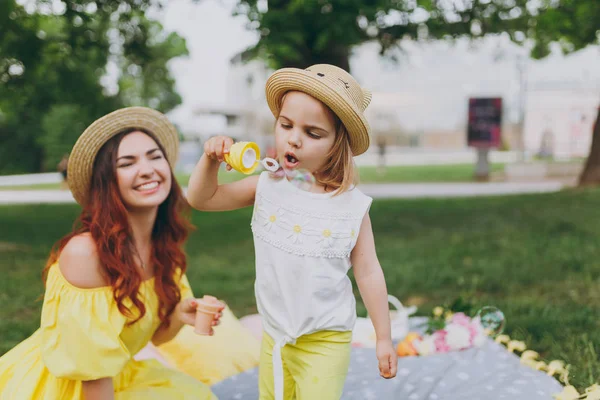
{"left": 265, "top": 64, "right": 372, "bottom": 156}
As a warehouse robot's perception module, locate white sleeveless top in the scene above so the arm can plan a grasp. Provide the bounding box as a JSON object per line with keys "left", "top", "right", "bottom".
{"left": 251, "top": 172, "right": 372, "bottom": 400}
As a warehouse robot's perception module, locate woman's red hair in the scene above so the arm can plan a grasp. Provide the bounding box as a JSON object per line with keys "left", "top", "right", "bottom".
{"left": 43, "top": 129, "right": 193, "bottom": 326}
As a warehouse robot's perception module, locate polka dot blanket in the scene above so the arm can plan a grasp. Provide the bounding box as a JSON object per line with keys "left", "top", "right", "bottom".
{"left": 211, "top": 318, "right": 564, "bottom": 400}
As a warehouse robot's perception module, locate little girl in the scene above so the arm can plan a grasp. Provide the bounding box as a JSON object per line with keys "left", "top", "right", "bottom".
{"left": 188, "top": 64, "right": 397, "bottom": 400}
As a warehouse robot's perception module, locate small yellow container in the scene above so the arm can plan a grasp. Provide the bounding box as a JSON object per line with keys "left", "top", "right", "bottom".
{"left": 224, "top": 141, "right": 261, "bottom": 174}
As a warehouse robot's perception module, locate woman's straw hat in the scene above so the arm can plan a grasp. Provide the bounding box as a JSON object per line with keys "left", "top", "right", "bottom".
{"left": 265, "top": 64, "right": 372, "bottom": 156}
{"left": 67, "top": 107, "right": 179, "bottom": 206}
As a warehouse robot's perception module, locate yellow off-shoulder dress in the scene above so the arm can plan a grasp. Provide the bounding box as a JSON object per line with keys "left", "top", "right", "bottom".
{"left": 0, "top": 263, "right": 217, "bottom": 400}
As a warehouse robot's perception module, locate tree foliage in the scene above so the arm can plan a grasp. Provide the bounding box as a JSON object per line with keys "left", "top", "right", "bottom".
{"left": 0, "top": 0, "right": 187, "bottom": 173}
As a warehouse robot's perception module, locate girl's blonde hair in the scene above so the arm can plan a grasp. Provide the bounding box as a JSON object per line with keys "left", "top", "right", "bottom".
{"left": 315, "top": 114, "right": 358, "bottom": 195}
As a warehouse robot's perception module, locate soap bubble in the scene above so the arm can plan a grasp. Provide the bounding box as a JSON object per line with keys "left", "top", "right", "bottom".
{"left": 284, "top": 168, "right": 316, "bottom": 190}
{"left": 259, "top": 158, "right": 316, "bottom": 191}
{"left": 475, "top": 306, "right": 505, "bottom": 337}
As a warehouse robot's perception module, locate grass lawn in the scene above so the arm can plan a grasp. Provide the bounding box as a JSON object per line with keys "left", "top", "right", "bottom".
{"left": 0, "top": 163, "right": 505, "bottom": 191}
{"left": 177, "top": 164, "right": 504, "bottom": 186}
{"left": 0, "top": 189, "right": 598, "bottom": 391}
{"left": 176, "top": 163, "right": 506, "bottom": 185}
{"left": 356, "top": 163, "right": 506, "bottom": 183}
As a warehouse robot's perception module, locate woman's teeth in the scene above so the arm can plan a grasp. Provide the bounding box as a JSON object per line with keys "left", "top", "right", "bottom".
{"left": 137, "top": 182, "right": 159, "bottom": 191}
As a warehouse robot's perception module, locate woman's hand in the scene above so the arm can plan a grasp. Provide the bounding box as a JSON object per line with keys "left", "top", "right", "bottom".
{"left": 176, "top": 298, "right": 224, "bottom": 335}
{"left": 82, "top": 378, "right": 114, "bottom": 400}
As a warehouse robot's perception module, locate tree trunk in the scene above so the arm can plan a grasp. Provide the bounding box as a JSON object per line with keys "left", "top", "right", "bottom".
{"left": 578, "top": 106, "right": 600, "bottom": 186}
{"left": 284, "top": 45, "right": 351, "bottom": 72}
{"left": 318, "top": 44, "right": 350, "bottom": 72}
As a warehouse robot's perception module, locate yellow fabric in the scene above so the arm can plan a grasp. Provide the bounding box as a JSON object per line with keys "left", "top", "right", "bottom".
{"left": 0, "top": 263, "right": 216, "bottom": 400}
{"left": 258, "top": 330, "right": 352, "bottom": 400}
{"left": 157, "top": 307, "right": 261, "bottom": 385}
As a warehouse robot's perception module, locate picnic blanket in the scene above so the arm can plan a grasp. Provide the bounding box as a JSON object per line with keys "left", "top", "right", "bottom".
{"left": 211, "top": 318, "right": 564, "bottom": 400}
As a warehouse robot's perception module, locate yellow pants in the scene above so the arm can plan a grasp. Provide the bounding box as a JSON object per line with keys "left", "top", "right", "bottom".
{"left": 258, "top": 330, "right": 352, "bottom": 400}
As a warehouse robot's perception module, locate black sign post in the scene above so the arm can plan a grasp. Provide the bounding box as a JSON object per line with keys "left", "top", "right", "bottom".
{"left": 467, "top": 98, "right": 503, "bottom": 181}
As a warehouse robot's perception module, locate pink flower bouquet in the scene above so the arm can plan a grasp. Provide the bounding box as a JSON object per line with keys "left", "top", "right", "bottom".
{"left": 397, "top": 312, "right": 487, "bottom": 357}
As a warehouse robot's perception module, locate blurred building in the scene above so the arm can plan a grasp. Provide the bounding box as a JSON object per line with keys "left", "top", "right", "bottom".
{"left": 194, "top": 59, "right": 274, "bottom": 152}
{"left": 193, "top": 36, "right": 600, "bottom": 159}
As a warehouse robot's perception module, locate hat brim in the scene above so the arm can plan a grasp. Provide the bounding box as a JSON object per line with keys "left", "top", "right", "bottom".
{"left": 265, "top": 68, "right": 370, "bottom": 156}
{"left": 67, "top": 107, "right": 179, "bottom": 206}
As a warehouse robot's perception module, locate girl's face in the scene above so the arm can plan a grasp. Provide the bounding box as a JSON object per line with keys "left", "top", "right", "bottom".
{"left": 275, "top": 91, "right": 337, "bottom": 175}
{"left": 115, "top": 131, "right": 172, "bottom": 211}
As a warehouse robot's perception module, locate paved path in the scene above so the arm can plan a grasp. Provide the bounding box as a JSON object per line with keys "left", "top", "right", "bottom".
{"left": 0, "top": 181, "right": 566, "bottom": 205}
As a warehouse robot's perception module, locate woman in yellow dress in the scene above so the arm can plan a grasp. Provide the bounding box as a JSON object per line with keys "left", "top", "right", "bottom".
{"left": 0, "top": 107, "right": 223, "bottom": 399}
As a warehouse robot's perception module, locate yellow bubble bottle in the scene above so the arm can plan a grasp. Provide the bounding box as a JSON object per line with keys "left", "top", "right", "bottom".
{"left": 224, "top": 141, "right": 261, "bottom": 174}
{"left": 224, "top": 141, "right": 280, "bottom": 174}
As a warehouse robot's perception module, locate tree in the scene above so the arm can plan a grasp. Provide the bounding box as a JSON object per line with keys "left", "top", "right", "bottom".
{"left": 524, "top": 1, "right": 600, "bottom": 184}
{"left": 233, "top": 0, "right": 533, "bottom": 68}
{"left": 233, "top": 0, "right": 599, "bottom": 184}
{"left": 0, "top": 0, "right": 187, "bottom": 173}
{"left": 234, "top": 0, "right": 417, "bottom": 70}
{"left": 235, "top": 1, "right": 370, "bottom": 70}
{"left": 37, "top": 104, "right": 92, "bottom": 171}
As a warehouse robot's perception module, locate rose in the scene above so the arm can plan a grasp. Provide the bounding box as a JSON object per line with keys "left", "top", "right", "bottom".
{"left": 433, "top": 330, "right": 451, "bottom": 353}
{"left": 445, "top": 323, "right": 472, "bottom": 351}
{"left": 450, "top": 312, "right": 472, "bottom": 327}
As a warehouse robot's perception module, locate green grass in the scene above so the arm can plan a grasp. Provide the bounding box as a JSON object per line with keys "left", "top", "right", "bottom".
{"left": 0, "top": 163, "right": 505, "bottom": 191}
{"left": 357, "top": 163, "right": 506, "bottom": 183}
{"left": 175, "top": 163, "right": 506, "bottom": 186}
{"left": 1, "top": 189, "right": 599, "bottom": 391}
